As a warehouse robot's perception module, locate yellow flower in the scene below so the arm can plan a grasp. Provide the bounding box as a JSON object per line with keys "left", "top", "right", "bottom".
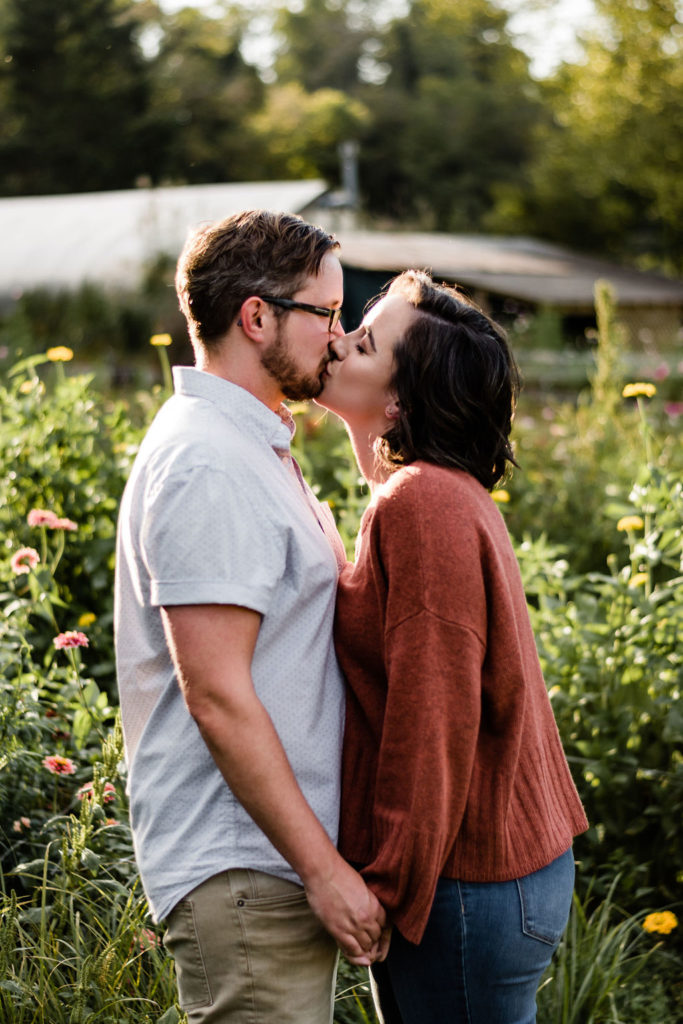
{"left": 622, "top": 382, "right": 656, "bottom": 399}
{"left": 19, "top": 379, "right": 36, "bottom": 394}
{"left": 628, "top": 572, "right": 649, "bottom": 588}
{"left": 617, "top": 515, "right": 644, "bottom": 532}
{"left": 46, "top": 346, "right": 74, "bottom": 362}
{"left": 642, "top": 911, "right": 678, "bottom": 935}
{"left": 150, "top": 333, "right": 172, "bottom": 347}
{"left": 78, "top": 612, "right": 97, "bottom": 628}
{"left": 491, "top": 489, "right": 510, "bottom": 504}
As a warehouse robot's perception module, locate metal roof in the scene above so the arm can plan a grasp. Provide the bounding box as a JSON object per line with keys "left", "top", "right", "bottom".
{"left": 335, "top": 230, "right": 683, "bottom": 309}
{"left": 2, "top": 188, "right": 681, "bottom": 313}
{"left": 0, "top": 180, "right": 327, "bottom": 294}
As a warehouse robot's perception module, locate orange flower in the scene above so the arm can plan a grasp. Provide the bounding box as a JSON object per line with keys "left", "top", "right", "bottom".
{"left": 642, "top": 911, "right": 677, "bottom": 935}
{"left": 617, "top": 515, "right": 644, "bottom": 532}
{"left": 46, "top": 346, "right": 74, "bottom": 362}
{"left": 622, "top": 382, "right": 656, "bottom": 399}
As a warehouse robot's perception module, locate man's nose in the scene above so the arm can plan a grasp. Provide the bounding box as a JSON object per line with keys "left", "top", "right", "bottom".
{"left": 328, "top": 330, "right": 348, "bottom": 361}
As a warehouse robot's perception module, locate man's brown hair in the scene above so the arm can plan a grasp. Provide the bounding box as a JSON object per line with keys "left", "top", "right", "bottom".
{"left": 175, "top": 209, "right": 339, "bottom": 347}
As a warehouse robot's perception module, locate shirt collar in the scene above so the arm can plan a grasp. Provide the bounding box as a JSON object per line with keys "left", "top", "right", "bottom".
{"left": 172, "top": 366, "right": 295, "bottom": 452}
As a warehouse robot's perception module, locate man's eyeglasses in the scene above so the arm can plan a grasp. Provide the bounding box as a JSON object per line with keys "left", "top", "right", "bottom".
{"left": 259, "top": 296, "right": 342, "bottom": 332}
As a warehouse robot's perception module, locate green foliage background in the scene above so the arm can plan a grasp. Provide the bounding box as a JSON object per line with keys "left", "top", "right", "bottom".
{"left": 0, "top": 284, "right": 681, "bottom": 1020}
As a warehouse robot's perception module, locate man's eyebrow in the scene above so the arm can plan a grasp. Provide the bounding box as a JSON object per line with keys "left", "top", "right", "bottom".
{"left": 366, "top": 326, "right": 377, "bottom": 352}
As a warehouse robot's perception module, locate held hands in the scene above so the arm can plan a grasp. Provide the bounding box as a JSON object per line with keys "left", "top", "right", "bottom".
{"left": 304, "top": 858, "right": 391, "bottom": 965}
{"left": 344, "top": 923, "right": 392, "bottom": 967}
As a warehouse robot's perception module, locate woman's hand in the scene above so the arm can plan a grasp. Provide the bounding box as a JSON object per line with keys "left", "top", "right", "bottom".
{"left": 343, "top": 923, "right": 392, "bottom": 965}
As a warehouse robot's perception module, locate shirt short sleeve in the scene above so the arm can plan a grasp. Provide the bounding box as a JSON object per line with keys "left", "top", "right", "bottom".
{"left": 140, "top": 463, "right": 286, "bottom": 612}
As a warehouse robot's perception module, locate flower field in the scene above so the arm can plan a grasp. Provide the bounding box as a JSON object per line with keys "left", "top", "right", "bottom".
{"left": 1, "top": 305, "right": 681, "bottom": 1022}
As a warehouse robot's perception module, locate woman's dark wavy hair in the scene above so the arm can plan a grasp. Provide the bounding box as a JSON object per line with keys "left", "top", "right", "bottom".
{"left": 376, "top": 270, "right": 521, "bottom": 490}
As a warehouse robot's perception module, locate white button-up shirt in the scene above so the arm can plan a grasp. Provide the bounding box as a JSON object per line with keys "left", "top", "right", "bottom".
{"left": 114, "top": 367, "right": 346, "bottom": 922}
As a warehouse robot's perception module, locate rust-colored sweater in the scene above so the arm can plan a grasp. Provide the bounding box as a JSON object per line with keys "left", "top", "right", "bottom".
{"left": 336, "top": 462, "right": 588, "bottom": 944}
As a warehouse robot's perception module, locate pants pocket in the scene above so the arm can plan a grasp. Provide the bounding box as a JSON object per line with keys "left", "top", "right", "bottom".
{"left": 516, "top": 847, "right": 575, "bottom": 946}
{"left": 236, "top": 889, "right": 310, "bottom": 911}
{"left": 163, "top": 898, "right": 212, "bottom": 1011}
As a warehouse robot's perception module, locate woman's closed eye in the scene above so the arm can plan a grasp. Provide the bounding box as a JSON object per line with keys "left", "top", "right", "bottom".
{"left": 355, "top": 328, "right": 373, "bottom": 355}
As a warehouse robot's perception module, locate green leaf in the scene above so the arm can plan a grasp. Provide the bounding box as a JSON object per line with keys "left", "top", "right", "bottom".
{"left": 156, "top": 1008, "right": 182, "bottom": 1024}
{"left": 82, "top": 680, "right": 100, "bottom": 706}
{"left": 72, "top": 707, "right": 93, "bottom": 748}
{"left": 80, "top": 848, "right": 101, "bottom": 871}
{"left": 0, "top": 980, "right": 25, "bottom": 996}
{"left": 7, "top": 353, "right": 51, "bottom": 378}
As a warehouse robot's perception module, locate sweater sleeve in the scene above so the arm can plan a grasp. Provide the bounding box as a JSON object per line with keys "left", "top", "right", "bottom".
{"left": 361, "top": 608, "right": 484, "bottom": 944}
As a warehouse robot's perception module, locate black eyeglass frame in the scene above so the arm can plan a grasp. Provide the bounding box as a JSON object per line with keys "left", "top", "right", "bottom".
{"left": 259, "top": 295, "right": 342, "bottom": 332}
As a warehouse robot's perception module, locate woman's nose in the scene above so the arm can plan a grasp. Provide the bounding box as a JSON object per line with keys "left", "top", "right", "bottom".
{"left": 328, "top": 331, "right": 348, "bottom": 361}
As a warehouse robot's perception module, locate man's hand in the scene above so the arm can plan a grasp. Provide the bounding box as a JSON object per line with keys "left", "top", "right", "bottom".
{"left": 303, "top": 857, "right": 389, "bottom": 965}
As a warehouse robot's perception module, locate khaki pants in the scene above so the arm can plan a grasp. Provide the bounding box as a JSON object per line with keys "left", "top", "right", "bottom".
{"left": 163, "top": 869, "right": 339, "bottom": 1024}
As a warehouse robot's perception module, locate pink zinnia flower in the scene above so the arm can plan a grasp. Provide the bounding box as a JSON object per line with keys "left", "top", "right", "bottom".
{"left": 27, "top": 508, "right": 59, "bottom": 527}
{"left": 53, "top": 517, "right": 78, "bottom": 531}
{"left": 53, "top": 630, "right": 89, "bottom": 650}
{"left": 43, "top": 754, "right": 76, "bottom": 776}
{"left": 78, "top": 781, "right": 116, "bottom": 803}
{"left": 11, "top": 547, "right": 40, "bottom": 575}
{"left": 138, "top": 928, "right": 160, "bottom": 950}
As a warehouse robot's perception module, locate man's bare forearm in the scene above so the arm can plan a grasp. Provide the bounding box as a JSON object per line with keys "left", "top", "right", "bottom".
{"left": 161, "top": 603, "right": 387, "bottom": 962}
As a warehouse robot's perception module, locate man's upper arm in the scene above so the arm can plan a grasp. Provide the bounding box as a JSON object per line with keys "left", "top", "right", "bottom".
{"left": 161, "top": 604, "right": 263, "bottom": 720}
{"left": 142, "top": 463, "right": 286, "bottom": 614}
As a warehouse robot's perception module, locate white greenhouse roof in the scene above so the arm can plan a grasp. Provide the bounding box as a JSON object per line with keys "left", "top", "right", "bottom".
{"left": 0, "top": 180, "right": 328, "bottom": 295}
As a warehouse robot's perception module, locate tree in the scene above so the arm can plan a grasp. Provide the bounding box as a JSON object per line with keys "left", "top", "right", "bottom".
{"left": 145, "top": 3, "right": 265, "bottom": 185}
{"left": 0, "top": 0, "right": 159, "bottom": 195}
{"left": 272, "top": 0, "right": 378, "bottom": 93}
{"left": 248, "top": 81, "right": 370, "bottom": 182}
{"left": 352, "top": 0, "right": 544, "bottom": 228}
{"left": 490, "top": 0, "right": 683, "bottom": 270}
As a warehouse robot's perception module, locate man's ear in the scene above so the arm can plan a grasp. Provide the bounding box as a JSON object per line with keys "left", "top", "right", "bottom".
{"left": 238, "top": 297, "right": 266, "bottom": 339}
{"left": 384, "top": 400, "right": 400, "bottom": 420}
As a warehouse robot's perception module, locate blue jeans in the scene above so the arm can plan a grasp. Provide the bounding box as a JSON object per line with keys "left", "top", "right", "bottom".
{"left": 370, "top": 848, "right": 575, "bottom": 1024}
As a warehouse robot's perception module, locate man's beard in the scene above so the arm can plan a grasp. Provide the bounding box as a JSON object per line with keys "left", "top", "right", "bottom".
{"left": 260, "top": 321, "right": 328, "bottom": 401}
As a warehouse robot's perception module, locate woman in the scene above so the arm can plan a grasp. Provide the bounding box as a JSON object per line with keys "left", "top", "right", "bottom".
{"left": 317, "top": 270, "right": 588, "bottom": 1024}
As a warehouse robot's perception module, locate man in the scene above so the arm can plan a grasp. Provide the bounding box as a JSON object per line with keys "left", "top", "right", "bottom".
{"left": 114, "top": 210, "right": 386, "bottom": 1024}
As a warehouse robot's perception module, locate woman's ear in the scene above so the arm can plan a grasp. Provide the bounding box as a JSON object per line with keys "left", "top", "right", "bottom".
{"left": 385, "top": 400, "right": 400, "bottom": 420}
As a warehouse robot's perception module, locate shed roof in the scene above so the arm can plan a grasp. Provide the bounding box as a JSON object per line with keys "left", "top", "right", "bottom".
{"left": 335, "top": 230, "right": 683, "bottom": 309}
{"left": 0, "top": 180, "right": 327, "bottom": 295}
